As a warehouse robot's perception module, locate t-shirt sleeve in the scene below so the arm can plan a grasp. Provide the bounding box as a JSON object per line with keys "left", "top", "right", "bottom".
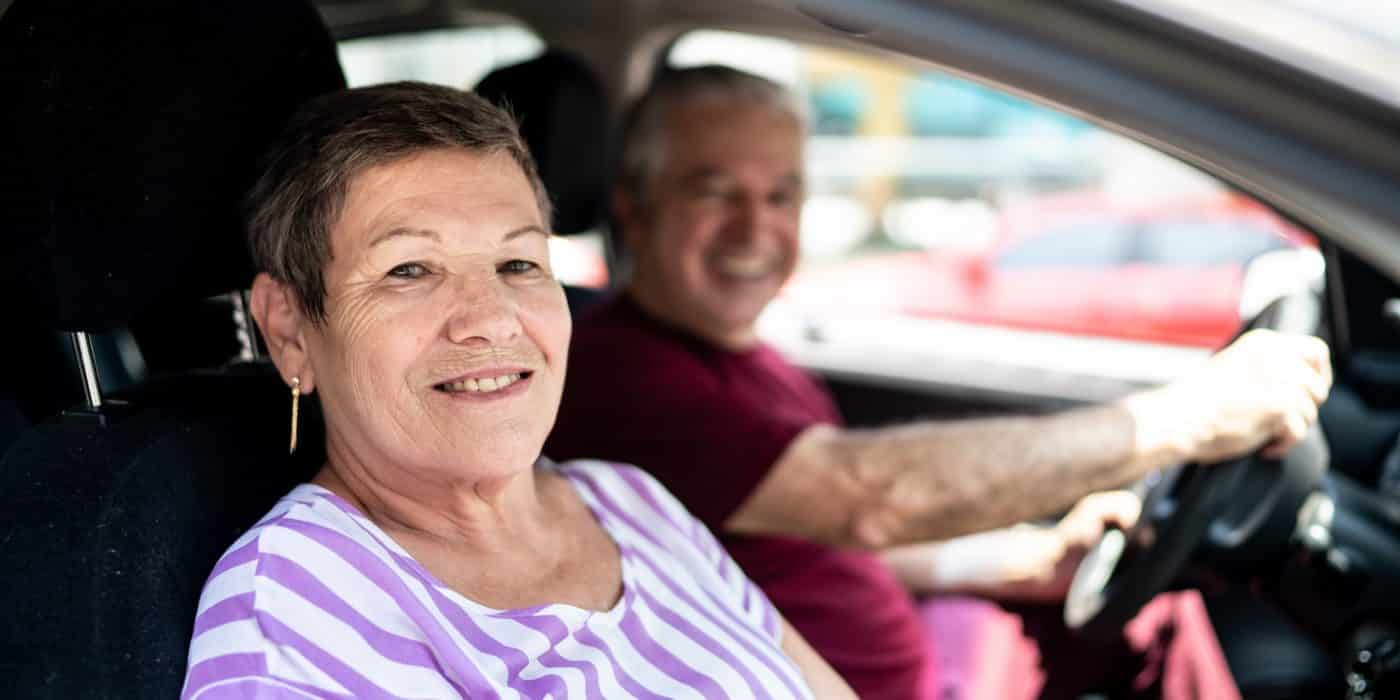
{"left": 183, "top": 532, "right": 352, "bottom": 700}
{"left": 183, "top": 521, "right": 462, "bottom": 700}
{"left": 548, "top": 339, "right": 815, "bottom": 531}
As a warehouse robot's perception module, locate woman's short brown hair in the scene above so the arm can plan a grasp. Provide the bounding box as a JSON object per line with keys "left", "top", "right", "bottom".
{"left": 246, "top": 81, "right": 551, "bottom": 322}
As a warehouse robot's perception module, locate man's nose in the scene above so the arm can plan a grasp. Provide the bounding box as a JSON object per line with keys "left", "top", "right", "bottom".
{"left": 729, "top": 192, "right": 772, "bottom": 244}
{"left": 444, "top": 275, "right": 523, "bottom": 346}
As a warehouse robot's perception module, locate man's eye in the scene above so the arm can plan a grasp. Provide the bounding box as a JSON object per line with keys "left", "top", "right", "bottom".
{"left": 387, "top": 262, "right": 429, "bottom": 279}
{"left": 771, "top": 189, "right": 801, "bottom": 207}
{"left": 693, "top": 185, "right": 731, "bottom": 201}
{"left": 499, "top": 259, "right": 541, "bottom": 275}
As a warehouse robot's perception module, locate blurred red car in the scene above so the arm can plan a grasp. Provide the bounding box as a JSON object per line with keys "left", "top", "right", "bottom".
{"left": 782, "top": 190, "right": 1317, "bottom": 348}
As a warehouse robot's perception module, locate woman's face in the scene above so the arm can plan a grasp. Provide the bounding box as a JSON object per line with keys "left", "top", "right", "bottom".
{"left": 306, "top": 148, "right": 569, "bottom": 485}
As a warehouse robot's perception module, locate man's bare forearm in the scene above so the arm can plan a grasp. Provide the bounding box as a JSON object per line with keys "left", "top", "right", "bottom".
{"left": 728, "top": 331, "right": 1329, "bottom": 550}
{"left": 839, "top": 394, "right": 1184, "bottom": 547}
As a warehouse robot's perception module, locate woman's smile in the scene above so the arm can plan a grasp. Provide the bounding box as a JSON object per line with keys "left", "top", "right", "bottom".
{"left": 432, "top": 369, "right": 535, "bottom": 400}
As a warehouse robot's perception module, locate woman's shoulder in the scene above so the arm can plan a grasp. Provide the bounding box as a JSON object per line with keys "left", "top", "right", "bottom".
{"left": 553, "top": 459, "right": 679, "bottom": 511}
{"left": 184, "top": 485, "right": 467, "bottom": 699}
{"left": 194, "top": 484, "right": 387, "bottom": 602}
{"left": 551, "top": 459, "right": 714, "bottom": 548}
{"left": 229, "top": 483, "right": 364, "bottom": 549}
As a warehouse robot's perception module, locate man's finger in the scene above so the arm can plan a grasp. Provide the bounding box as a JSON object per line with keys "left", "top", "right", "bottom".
{"left": 1263, "top": 411, "right": 1309, "bottom": 459}
{"left": 1299, "top": 336, "right": 1332, "bottom": 375}
{"left": 1303, "top": 367, "right": 1331, "bottom": 406}
{"left": 1297, "top": 391, "right": 1320, "bottom": 430}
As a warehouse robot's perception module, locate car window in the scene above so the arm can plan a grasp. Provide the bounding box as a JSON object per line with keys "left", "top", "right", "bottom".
{"left": 995, "top": 223, "right": 1135, "bottom": 268}
{"left": 1137, "top": 221, "right": 1288, "bottom": 266}
{"left": 669, "top": 30, "right": 1326, "bottom": 397}
{"left": 337, "top": 26, "right": 544, "bottom": 89}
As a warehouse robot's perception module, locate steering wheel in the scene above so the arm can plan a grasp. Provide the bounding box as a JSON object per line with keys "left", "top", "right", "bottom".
{"left": 1063, "top": 291, "right": 1331, "bottom": 639}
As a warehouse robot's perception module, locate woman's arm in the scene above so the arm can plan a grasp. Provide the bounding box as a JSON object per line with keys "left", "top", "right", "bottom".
{"left": 779, "top": 616, "right": 856, "bottom": 699}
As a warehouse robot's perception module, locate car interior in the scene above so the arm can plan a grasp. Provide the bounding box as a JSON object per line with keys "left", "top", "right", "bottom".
{"left": 2, "top": 0, "right": 1400, "bottom": 698}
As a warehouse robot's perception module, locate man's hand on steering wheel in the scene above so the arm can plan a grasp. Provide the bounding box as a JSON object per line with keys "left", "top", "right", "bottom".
{"left": 1056, "top": 490, "right": 1143, "bottom": 551}
{"left": 1126, "top": 328, "right": 1333, "bottom": 468}
{"left": 1066, "top": 297, "right": 1335, "bottom": 638}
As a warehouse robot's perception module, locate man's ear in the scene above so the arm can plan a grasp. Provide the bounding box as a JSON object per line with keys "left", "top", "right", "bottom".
{"left": 612, "top": 186, "right": 647, "bottom": 255}
{"left": 249, "top": 272, "right": 317, "bottom": 394}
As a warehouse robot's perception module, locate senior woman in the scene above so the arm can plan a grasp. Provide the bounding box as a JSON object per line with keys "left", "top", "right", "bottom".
{"left": 181, "top": 82, "right": 851, "bottom": 700}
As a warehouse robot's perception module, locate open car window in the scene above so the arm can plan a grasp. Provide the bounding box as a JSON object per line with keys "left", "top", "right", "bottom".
{"left": 338, "top": 26, "right": 544, "bottom": 89}
{"left": 670, "top": 30, "right": 1324, "bottom": 401}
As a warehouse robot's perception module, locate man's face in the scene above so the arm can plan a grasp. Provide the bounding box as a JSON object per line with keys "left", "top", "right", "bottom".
{"left": 625, "top": 98, "right": 804, "bottom": 349}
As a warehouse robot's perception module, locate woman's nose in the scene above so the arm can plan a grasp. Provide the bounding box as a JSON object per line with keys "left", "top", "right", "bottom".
{"left": 444, "top": 275, "right": 523, "bottom": 345}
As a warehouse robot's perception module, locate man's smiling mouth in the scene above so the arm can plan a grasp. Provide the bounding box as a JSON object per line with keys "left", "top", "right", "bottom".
{"left": 714, "top": 255, "right": 779, "bottom": 280}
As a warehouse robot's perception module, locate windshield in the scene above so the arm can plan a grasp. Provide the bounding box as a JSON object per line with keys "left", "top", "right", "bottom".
{"left": 1120, "top": 0, "right": 1400, "bottom": 106}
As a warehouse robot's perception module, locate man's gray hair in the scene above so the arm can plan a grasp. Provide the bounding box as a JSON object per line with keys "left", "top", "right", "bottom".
{"left": 617, "top": 65, "right": 807, "bottom": 204}
{"left": 246, "top": 81, "right": 551, "bottom": 323}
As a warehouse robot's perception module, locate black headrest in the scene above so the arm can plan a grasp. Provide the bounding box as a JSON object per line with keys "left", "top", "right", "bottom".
{"left": 0, "top": 0, "right": 346, "bottom": 332}
{"left": 476, "top": 51, "right": 610, "bottom": 235}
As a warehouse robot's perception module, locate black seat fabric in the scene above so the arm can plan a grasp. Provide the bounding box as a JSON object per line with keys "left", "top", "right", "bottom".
{"left": 1204, "top": 591, "right": 1338, "bottom": 700}
{"left": 1, "top": 372, "right": 326, "bottom": 697}
{"left": 0, "top": 0, "right": 344, "bottom": 331}
{"left": 0, "top": 0, "right": 345, "bottom": 696}
{"left": 0, "top": 398, "right": 28, "bottom": 461}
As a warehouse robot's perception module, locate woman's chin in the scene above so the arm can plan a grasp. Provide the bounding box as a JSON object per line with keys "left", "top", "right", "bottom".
{"left": 431, "top": 435, "right": 549, "bottom": 480}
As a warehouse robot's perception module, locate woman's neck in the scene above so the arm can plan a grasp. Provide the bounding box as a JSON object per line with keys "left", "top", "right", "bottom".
{"left": 314, "top": 439, "right": 552, "bottom": 555}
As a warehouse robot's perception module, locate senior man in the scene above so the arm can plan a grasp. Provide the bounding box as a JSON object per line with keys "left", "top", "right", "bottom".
{"left": 546, "top": 66, "right": 1330, "bottom": 699}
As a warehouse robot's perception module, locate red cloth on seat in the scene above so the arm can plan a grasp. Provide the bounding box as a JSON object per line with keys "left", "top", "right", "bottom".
{"left": 920, "top": 591, "right": 1240, "bottom": 700}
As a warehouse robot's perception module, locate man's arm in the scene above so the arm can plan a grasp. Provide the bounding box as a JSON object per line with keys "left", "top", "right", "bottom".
{"left": 726, "top": 330, "right": 1332, "bottom": 548}
{"left": 881, "top": 491, "right": 1141, "bottom": 602}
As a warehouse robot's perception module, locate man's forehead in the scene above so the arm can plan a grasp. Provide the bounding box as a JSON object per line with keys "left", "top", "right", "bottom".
{"left": 666, "top": 97, "right": 803, "bottom": 139}
{"left": 660, "top": 99, "right": 804, "bottom": 173}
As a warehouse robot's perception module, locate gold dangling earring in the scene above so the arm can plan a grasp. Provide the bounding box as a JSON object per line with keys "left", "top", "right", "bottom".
{"left": 289, "top": 376, "right": 301, "bottom": 455}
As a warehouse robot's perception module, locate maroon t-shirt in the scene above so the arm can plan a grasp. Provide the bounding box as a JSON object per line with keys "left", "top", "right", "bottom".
{"left": 546, "top": 295, "right": 930, "bottom": 699}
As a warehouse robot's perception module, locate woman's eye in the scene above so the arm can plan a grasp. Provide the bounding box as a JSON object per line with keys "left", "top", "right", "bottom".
{"left": 499, "top": 259, "right": 542, "bottom": 275}
{"left": 387, "top": 262, "right": 429, "bottom": 279}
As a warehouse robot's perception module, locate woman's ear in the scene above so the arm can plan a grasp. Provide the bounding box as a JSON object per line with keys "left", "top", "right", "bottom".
{"left": 249, "top": 272, "right": 317, "bottom": 394}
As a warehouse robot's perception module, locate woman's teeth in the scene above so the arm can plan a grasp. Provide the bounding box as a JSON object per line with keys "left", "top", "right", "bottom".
{"left": 439, "top": 373, "right": 524, "bottom": 394}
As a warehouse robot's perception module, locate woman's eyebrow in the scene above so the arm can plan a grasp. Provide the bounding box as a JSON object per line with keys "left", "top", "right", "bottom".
{"left": 503, "top": 225, "right": 549, "bottom": 242}
{"left": 369, "top": 227, "right": 441, "bottom": 248}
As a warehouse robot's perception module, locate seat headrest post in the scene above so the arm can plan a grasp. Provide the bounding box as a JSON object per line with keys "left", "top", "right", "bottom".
{"left": 69, "top": 331, "right": 103, "bottom": 411}
{"left": 232, "top": 291, "right": 261, "bottom": 362}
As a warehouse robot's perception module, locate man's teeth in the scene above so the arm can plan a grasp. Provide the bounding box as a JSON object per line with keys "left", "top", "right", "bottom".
{"left": 717, "top": 257, "right": 770, "bottom": 277}
{"left": 440, "top": 373, "right": 524, "bottom": 394}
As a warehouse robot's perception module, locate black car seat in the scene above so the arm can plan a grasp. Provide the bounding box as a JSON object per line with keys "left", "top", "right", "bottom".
{"left": 0, "top": 0, "right": 344, "bottom": 697}
{"left": 475, "top": 50, "right": 613, "bottom": 314}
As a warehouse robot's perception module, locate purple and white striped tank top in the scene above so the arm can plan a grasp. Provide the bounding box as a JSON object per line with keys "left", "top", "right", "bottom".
{"left": 182, "top": 460, "right": 813, "bottom": 699}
